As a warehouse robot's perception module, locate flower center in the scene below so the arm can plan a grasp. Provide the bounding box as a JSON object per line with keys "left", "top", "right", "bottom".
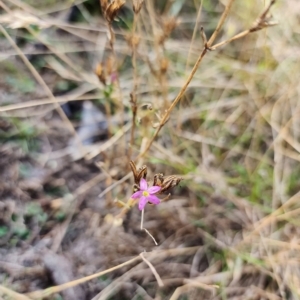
{"left": 142, "top": 191, "right": 149, "bottom": 197}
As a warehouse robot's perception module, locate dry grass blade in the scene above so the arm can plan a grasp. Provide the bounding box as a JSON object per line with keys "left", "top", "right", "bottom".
{"left": 26, "top": 256, "right": 141, "bottom": 299}
{"left": 0, "top": 285, "right": 32, "bottom": 300}
{"left": 140, "top": 252, "right": 164, "bottom": 287}
{"left": 169, "top": 282, "right": 219, "bottom": 300}
{"left": 1, "top": 0, "right": 294, "bottom": 298}
{"left": 239, "top": 191, "right": 300, "bottom": 246}
{"left": 86, "top": 122, "right": 132, "bottom": 160}
{"left": 0, "top": 91, "right": 97, "bottom": 113}
{"left": 0, "top": 22, "right": 86, "bottom": 157}
{"left": 99, "top": 172, "right": 132, "bottom": 198}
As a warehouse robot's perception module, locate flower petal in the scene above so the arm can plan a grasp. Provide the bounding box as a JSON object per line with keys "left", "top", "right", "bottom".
{"left": 148, "top": 186, "right": 161, "bottom": 194}
{"left": 140, "top": 178, "right": 148, "bottom": 191}
{"left": 131, "top": 191, "right": 142, "bottom": 199}
{"left": 147, "top": 195, "right": 160, "bottom": 205}
{"left": 138, "top": 196, "right": 148, "bottom": 210}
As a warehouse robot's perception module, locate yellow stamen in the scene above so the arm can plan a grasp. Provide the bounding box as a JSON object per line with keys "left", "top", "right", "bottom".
{"left": 143, "top": 191, "right": 149, "bottom": 197}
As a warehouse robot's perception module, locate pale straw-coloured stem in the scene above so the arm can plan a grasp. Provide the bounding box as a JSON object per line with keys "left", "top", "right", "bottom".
{"left": 140, "top": 252, "right": 164, "bottom": 286}
{"left": 141, "top": 209, "right": 158, "bottom": 245}
{"left": 27, "top": 256, "right": 141, "bottom": 299}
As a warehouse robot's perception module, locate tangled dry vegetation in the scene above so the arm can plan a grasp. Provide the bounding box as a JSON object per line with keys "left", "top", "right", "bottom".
{"left": 0, "top": 0, "right": 300, "bottom": 299}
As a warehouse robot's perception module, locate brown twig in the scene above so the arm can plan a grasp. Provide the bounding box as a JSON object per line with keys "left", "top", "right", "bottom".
{"left": 211, "top": 0, "right": 277, "bottom": 50}
{"left": 136, "top": 0, "right": 276, "bottom": 160}
{"left": 137, "top": 46, "right": 208, "bottom": 160}
{"left": 207, "top": 0, "right": 236, "bottom": 47}
{"left": 136, "top": 0, "right": 236, "bottom": 159}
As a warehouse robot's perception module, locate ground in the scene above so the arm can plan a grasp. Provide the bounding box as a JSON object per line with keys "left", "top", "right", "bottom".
{"left": 1, "top": 0, "right": 300, "bottom": 299}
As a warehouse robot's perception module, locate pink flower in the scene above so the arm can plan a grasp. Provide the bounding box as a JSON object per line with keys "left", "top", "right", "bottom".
{"left": 110, "top": 72, "right": 117, "bottom": 84}
{"left": 131, "top": 178, "right": 161, "bottom": 210}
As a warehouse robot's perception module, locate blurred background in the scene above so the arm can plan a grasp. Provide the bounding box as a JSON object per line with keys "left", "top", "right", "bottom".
{"left": 1, "top": 0, "right": 300, "bottom": 299}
